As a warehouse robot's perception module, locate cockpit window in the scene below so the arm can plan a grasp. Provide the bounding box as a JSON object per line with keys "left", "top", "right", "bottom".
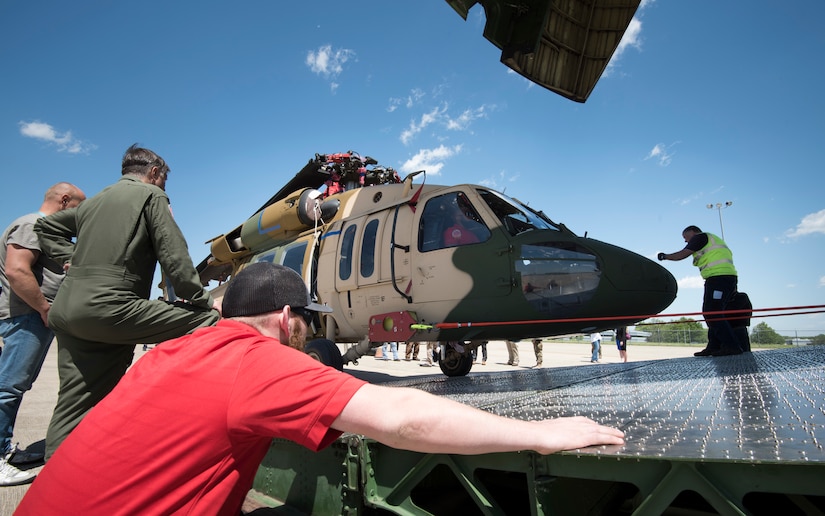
{"left": 250, "top": 241, "right": 306, "bottom": 275}
{"left": 478, "top": 190, "right": 559, "bottom": 236}
{"left": 418, "top": 192, "right": 491, "bottom": 252}
{"left": 517, "top": 243, "right": 601, "bottom": 317}
{"left": 282, "top": 242, "right": 307, "bottom": 275}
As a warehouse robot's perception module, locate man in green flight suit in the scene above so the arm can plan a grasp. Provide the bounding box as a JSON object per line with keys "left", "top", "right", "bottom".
{"left": 35, "top": 144, "right": 221, "bottom": 458}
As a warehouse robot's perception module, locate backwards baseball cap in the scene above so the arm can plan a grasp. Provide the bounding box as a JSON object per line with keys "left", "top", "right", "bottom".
{"left": 221, "top": 262, "right": 333, "bottom": 318}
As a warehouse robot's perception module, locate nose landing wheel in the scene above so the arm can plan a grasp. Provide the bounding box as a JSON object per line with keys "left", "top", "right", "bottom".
{"left": 438, "top": 343, "right": 473, "bottom": 377}
{"left": 304, "top": 338, "right": 344, "bottom": 371}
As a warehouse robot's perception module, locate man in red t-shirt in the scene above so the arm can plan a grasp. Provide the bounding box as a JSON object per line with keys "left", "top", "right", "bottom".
{"left": 16, "top": 263, "right": 623, "bottom": 515}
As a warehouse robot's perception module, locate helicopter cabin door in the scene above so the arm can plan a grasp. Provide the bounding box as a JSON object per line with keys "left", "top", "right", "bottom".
{"left": 334, "top": 208, "right": 413, "bottom": 313}
{"left": 411, "top": 188, "right": 512, "bottom": 304}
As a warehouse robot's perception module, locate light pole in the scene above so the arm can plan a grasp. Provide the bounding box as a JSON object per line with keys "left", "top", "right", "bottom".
{"left": 706, "top": 201, "right": 733, "bottom": 240}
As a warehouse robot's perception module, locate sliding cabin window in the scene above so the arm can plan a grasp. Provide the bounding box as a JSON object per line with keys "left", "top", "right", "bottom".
{"left": 339, "top": 224, "right": 357, "bottom": 281}
{"left": 360, "top": 219, "right": 379, "bottom": 278}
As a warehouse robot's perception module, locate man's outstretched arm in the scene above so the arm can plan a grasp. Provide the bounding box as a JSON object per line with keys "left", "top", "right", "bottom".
{"left": 333, "top": 384, "right": 624, "bottom": 455}
{"left": 658, "top": 248, "right": 693, "bottom": 261}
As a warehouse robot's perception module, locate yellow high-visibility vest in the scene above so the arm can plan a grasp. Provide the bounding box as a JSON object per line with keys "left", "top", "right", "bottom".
{"left": 692, "top": 233, "right": 737, "bottom": 279}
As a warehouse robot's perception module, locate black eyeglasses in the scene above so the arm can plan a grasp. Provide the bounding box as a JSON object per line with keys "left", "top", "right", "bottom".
{"left": 292, "top": 307, "right": 314, "bottom": 325}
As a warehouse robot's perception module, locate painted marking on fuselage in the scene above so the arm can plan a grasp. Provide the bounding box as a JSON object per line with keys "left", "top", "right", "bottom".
{"left": 257, "top": 212, "right": 281, "bottom": 235}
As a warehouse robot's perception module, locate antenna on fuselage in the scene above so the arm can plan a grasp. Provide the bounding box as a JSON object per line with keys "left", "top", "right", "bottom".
{"left": 402, "top": 170, "right": 426, "bottom": 198}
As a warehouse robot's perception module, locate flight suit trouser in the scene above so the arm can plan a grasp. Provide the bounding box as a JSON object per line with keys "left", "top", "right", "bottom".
{"left": 45, "top": 301, "right": 219, "bottom": 459}
{"left": 533, "top": 340, "right": 543, "bottom": 366}
{"left": 506, "top": 341, "right": 520, "bottom": 366}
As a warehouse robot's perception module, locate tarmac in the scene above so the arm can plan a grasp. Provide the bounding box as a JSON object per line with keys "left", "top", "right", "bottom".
{"left": 0, "top": 338, "right": 701, "bottom": 514}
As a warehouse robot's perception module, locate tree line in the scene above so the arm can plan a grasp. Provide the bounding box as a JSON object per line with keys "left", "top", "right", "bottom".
{"left": 639, "top": 318, "right": 825, "bottom": 346}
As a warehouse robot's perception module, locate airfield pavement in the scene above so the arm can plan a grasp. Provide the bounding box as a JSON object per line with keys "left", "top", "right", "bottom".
{"left": 0, "top": 338, "right": 703, "bottom": 513}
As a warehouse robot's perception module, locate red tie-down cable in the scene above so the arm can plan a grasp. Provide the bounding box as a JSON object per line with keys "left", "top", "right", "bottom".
{"left": 434, "top": 304, "right": 825, "bottom": 330}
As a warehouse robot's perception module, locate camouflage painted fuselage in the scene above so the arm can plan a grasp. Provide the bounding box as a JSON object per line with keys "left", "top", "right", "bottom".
{"left": 205, "top": 179, "right": 677, "bottom": 346}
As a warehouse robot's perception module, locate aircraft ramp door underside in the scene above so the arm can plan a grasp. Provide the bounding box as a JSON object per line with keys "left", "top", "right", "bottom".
{"left": 249, "top": 346, "right": 825, "bottom": 515}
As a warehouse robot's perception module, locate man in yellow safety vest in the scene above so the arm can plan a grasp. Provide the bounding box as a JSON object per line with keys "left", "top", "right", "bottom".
{"left": 658, "top": 225, "right": 742, "bottom": 357}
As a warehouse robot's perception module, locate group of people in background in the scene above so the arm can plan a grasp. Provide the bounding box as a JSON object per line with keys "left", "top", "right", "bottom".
{"left": 504, "top": 338, "right": 543, "bottom": 367}
{"left": 385, "top": 336, "right": 630, "bottom": 369}
{"left": 590, "top": 330, "right": 627, "bottom": 364}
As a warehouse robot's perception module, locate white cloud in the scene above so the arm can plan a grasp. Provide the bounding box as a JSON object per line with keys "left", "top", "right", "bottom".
{"left": 819, "top": 276, "right": 825, "bottom": 287}
{"left": 400, "top": 105, "right": 447, "bottom": 145}
{"left": 615, "top": 18, "right": 643, "bottom": 58}
{"left": 387, "top": 88, "right": 426, "bottom": 113}
{"left": 645, "top": 143, "right": 674, "bottom": 166}
{"left": 404, "top": 88, "right": 425, "bottom": 108}
{"left": 445, "top": 105, "right": 488, "bottom": 131}
{"left": 785, "top": 209, "right": 825, "bottom": 238}
{"left": 604, "top": 17, "right": 642, "bottom": 77}
{"left": 18, "top": 120, "right": 96, "bottom": 154}
{"left": 386, "top": 98, "right": 401, "bottom": 113}
{"left": 677, "top": 191, "right": 703, "bottom": 206}
{"left": 400, "top": 144, "right": 462, "bottom": 175}
{"left": 604, "top": 0, "right": 655, "bottom": 76}
{"left": 399, "top": 103, "right": 490, "bottom": 145}
{"left": 506, "top": 69, "right": 535, "bottom": 89}
{"left": 478, "top": 169, "right": 519, "bottom": 191}
{"left": 305, "top": 45, "right": 356, "bottom": 92}
{"left": 677, "top": 275, "right": 704, "bottom": 289}
{"left": 676, "top": 185, "right": 723, "bottom": 207}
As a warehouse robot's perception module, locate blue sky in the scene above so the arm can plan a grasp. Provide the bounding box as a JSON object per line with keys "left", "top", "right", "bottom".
{"left": 2, "top": 1, "right": 823, "bottom": 337}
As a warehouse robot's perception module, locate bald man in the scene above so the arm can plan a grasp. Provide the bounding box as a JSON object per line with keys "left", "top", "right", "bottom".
{"left": 0, "top": 182, "right": 85, "bottom": 486}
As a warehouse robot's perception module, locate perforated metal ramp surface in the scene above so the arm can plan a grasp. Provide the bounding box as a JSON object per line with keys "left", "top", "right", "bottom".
{"left": 250, "top": 347, "right": 825, "bottom": 514}
{"left": 380, "top": 346, "right": 825, "bottom": 463}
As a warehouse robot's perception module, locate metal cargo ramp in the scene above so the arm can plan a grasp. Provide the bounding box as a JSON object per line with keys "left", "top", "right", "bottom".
{"left": 248, "top": 346, "right": 825, "bottom": 515}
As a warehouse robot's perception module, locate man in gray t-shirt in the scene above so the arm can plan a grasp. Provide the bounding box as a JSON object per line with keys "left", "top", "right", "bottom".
{"left": 0, "top": 182, "right": 85, "bottom": 486}
{"left": 0, "top": 214, "right": 63, "bottom": 320}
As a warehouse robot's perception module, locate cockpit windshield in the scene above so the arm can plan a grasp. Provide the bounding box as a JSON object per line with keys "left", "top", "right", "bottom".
{"left": 477, "top": 190, "right": 560, "bottom": 236}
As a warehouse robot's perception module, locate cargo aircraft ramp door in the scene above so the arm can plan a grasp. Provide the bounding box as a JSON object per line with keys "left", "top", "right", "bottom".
{"left": 248, "top": 346, "right": 825, "bottom": 514}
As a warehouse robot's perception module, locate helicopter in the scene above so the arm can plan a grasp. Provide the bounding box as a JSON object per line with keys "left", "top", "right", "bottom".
{"left": 195, "top": 151, "right": 677, "bottom": 377}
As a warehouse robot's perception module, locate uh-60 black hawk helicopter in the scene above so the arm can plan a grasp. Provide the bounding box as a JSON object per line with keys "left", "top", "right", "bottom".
{"left": 194, "top": 151, "right": 677, "bottom": 377}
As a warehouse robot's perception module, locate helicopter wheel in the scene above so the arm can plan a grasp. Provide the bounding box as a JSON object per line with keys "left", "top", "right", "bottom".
{"left": 438, "top": 344, "right": 473, "bottom": 377}
{"left": 304, "top": 338, "right": 344, "bottom": 371}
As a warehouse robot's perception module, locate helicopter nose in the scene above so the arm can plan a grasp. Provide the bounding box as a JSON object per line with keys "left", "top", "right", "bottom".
{"left": 597, "top": 242, "right": 678, "bottom": 317}
{"left": 516, "top": 239, "right": 676, "bottom": 323}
